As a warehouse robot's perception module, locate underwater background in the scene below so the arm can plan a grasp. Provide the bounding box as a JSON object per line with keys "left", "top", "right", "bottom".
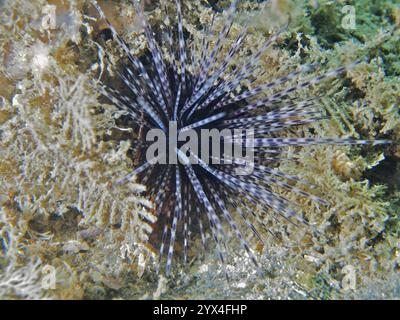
{"left": 0, "top": 0, "right": 399, "bottom": 299}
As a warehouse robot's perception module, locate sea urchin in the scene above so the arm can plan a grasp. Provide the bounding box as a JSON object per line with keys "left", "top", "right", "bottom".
{"left": 91, "top": 0, "right": 388, "bottom": 276}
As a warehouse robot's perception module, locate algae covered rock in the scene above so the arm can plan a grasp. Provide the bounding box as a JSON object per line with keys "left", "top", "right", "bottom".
{"left": 0, "top": 0, "right": 399, "bottom": 299}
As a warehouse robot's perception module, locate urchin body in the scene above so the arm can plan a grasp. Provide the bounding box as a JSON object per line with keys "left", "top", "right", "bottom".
{"left": 92, "top": 0, "right": 387, "bottom": 276}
